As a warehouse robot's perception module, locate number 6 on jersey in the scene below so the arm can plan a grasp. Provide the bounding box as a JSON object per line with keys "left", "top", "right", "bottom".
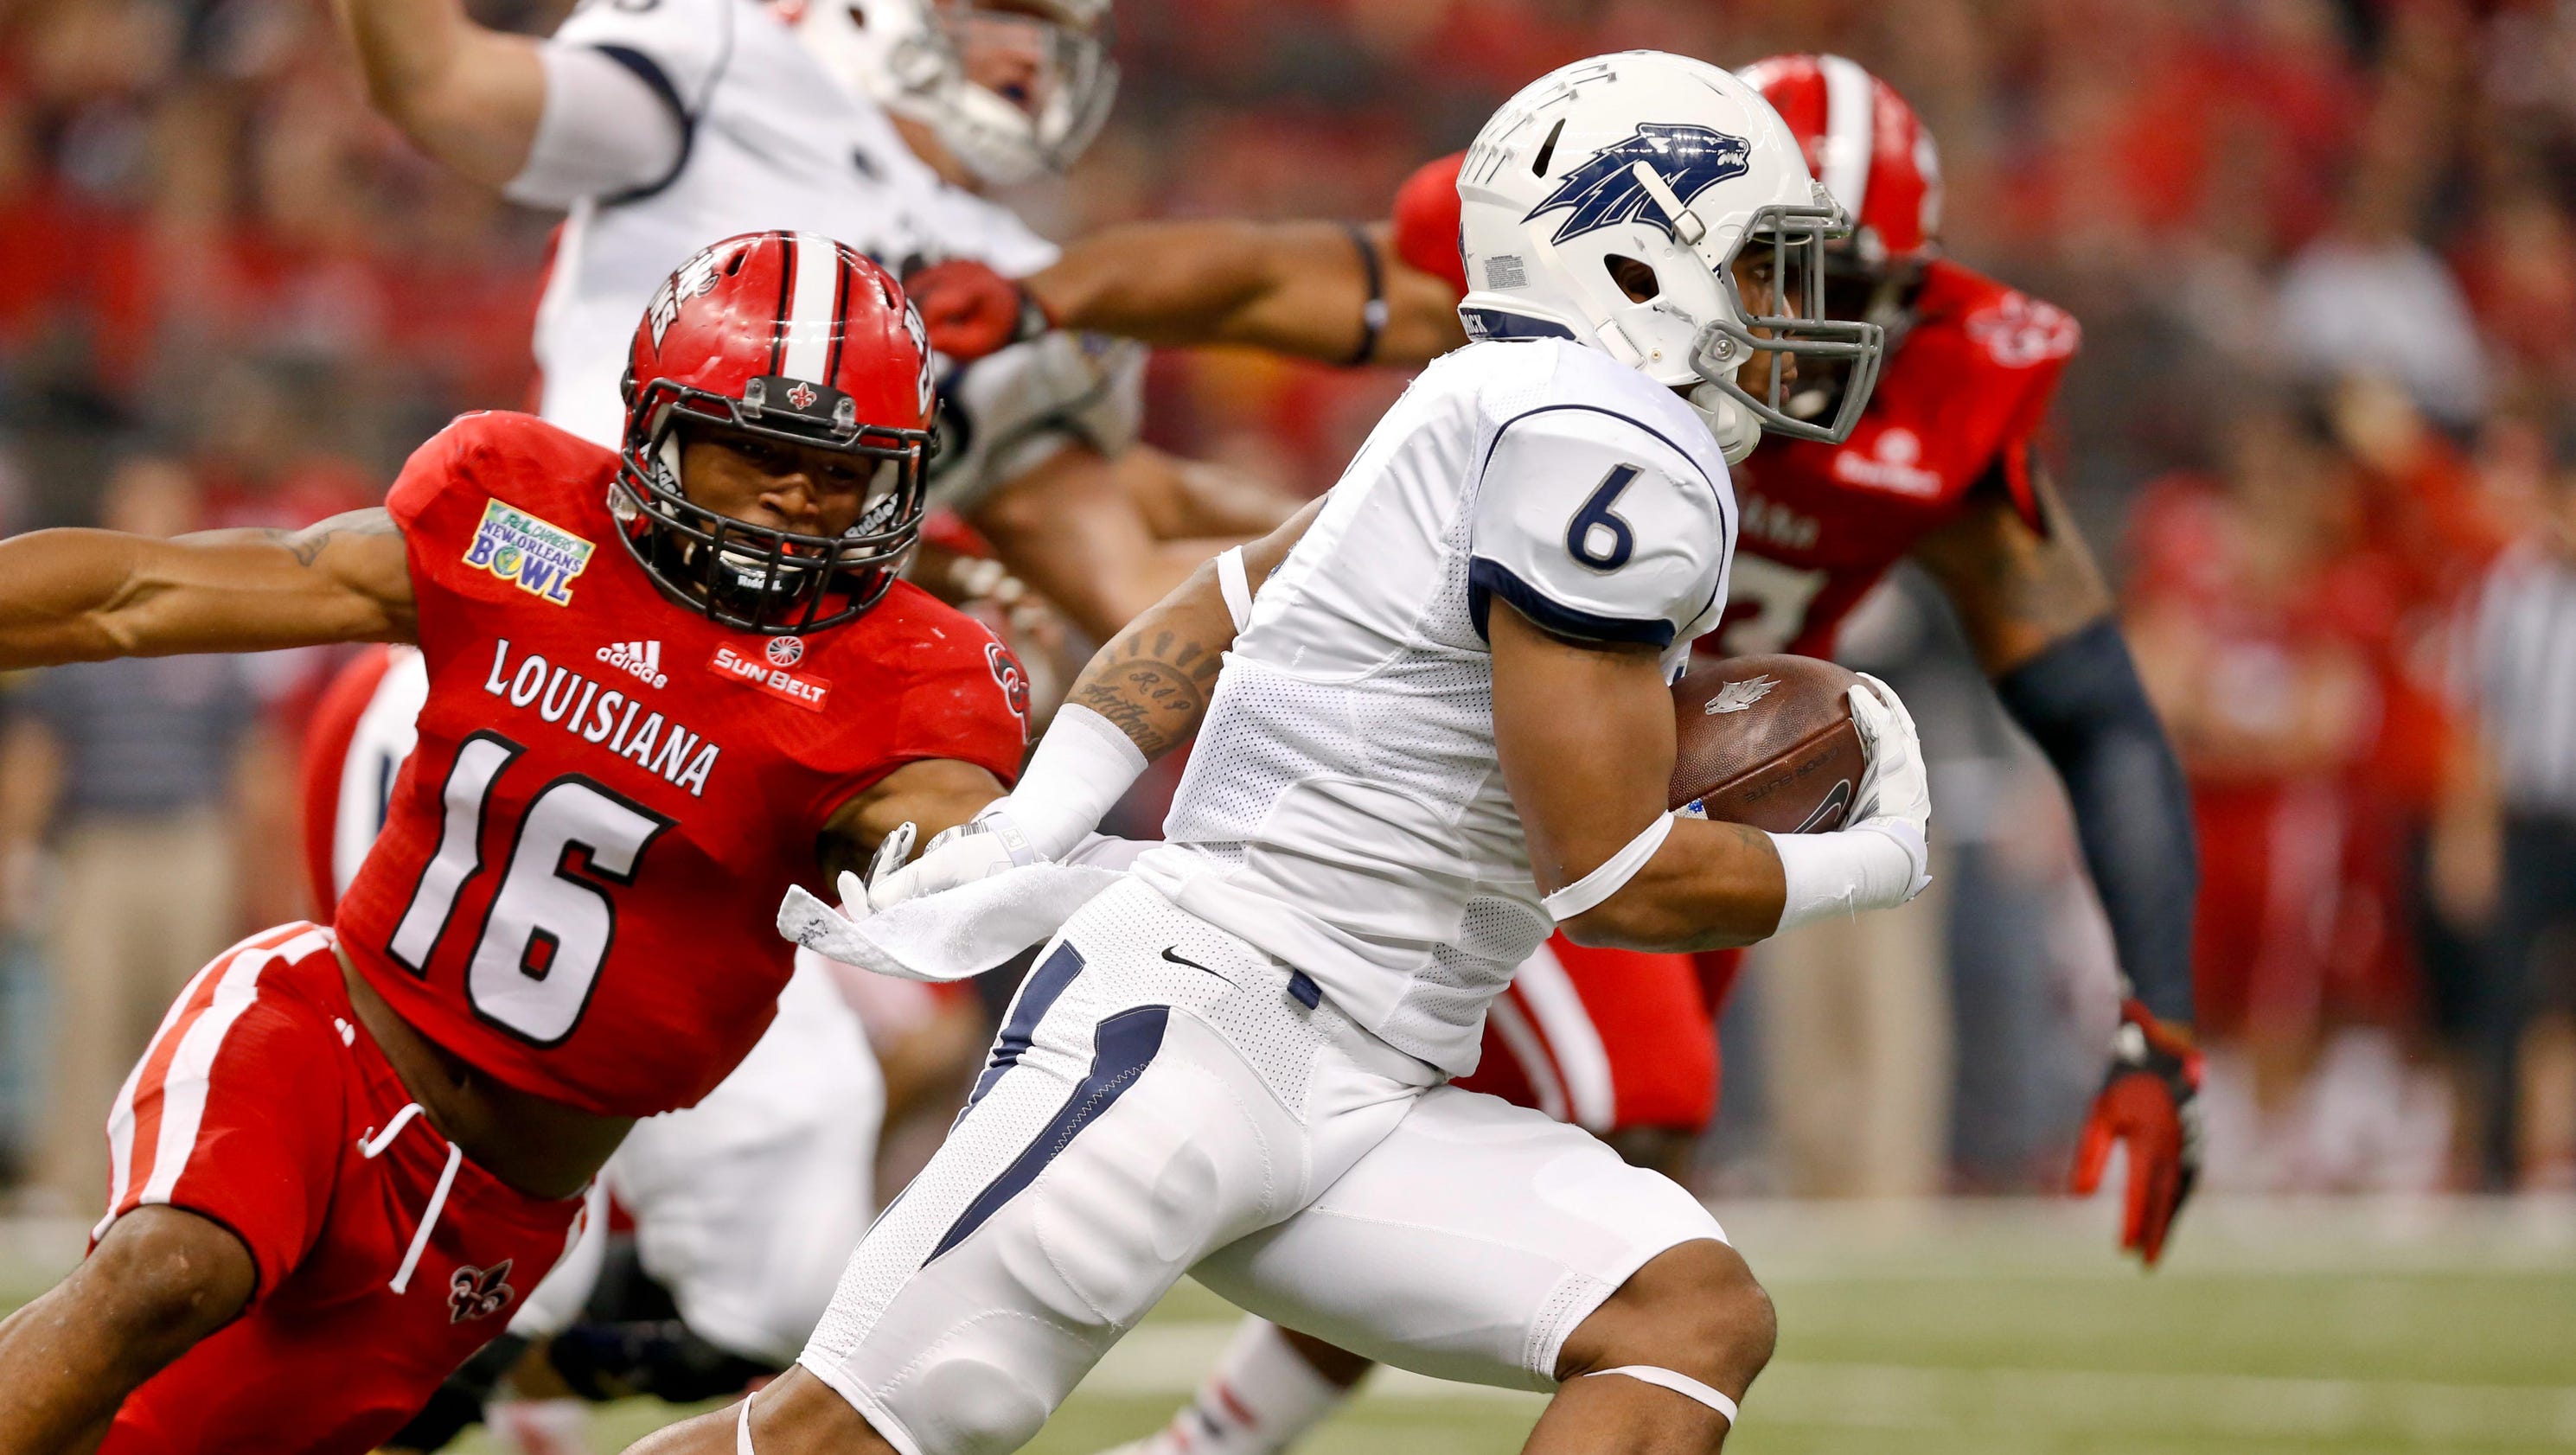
{"left": 387, "top": 729, "right": 674, "bottom": 1043}
{"left": 1566, "top": 463, "right": 1640, "bottom": 571}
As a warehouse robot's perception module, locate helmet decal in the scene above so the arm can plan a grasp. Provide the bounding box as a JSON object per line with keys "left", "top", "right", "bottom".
{"left": 649, "top": 250, "right": 727, "bottom": 351}
{"left": 1523, "top": 124, "right": 1751, "bottom": 246}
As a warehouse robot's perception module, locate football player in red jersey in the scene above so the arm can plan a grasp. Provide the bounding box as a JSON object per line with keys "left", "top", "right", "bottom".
{"left": 0, "top": 232, "right": 1051, "bottom": 1455}
{"left": 910, "top": 53, "right": 2203, "bottom": 1455}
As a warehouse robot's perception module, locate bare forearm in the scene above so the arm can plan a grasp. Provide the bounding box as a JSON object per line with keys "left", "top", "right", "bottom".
{"left": 1061, "top": 557, "right": 1235, "bottom": 759}
{"left": 1559, "top": 818, "right": 1787, "bottom": 952}
{"left": 1118, "top": 447, "right": 1300, "bottom": 541}
{"left": 1031, "top": 220, "right": 1371, "bottom": 360}
{"left": 0, "top": 531, "right": 174, "bottom": 667}
{"left": 334, "top": 0, "right": 544, "bottom": 188}
{"left": 1057, "top": 495, "right": 1323, "bottom": 760}
{"left": 0, "top": 1280, "right": 141, "bottom": 1453}
{"left": 0, "top": 514, "right": 412, "bottom": 669}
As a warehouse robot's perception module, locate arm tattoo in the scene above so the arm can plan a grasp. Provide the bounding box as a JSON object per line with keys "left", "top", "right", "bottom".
{"left": 265, "top": 509, "right": 400, "bottom": 569}
{"left": 1066, "top": 626, "right": 1226, "bottom": 758}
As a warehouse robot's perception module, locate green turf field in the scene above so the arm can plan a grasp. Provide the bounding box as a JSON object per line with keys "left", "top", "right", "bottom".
{"left": 11, "top": 1197, "right": 2574, "bottom": 1453}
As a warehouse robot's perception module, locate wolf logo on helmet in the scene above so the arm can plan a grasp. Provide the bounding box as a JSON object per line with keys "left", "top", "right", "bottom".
{"left": 1525, "top": 123, "right": 1753, "bottom": 245}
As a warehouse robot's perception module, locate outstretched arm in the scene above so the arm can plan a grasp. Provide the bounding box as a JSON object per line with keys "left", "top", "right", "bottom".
{"left": 911, "top": 221, "right": 1467, "bottom": 367}
{"left": 334, "top": 0, "right": 681, "bottom": 201}
{"left": 333, "top": 0, "right": 546, "bottom": 188}
{"left": 0, "top": 508, "right": 414, "bottom": 669}
{"left": 1035, "top": 220, "right": 1467, "bottom": 364}
{"left": 1913, "top": 457, "right": 2203, "bottom": 1267}
{"left": 1910, "top": 462, "right": 2196, "bottom": 1028}
{"left": 967, "top": 443, "right": 1294, "bottom": 642}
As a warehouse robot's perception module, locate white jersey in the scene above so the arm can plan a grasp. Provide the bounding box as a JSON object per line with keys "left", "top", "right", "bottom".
{"left": 527, "top": 0, "right": 1140, "bottom": 509}
{"left": 1131, "top": 338, "right": 1735, "bottom": 1074}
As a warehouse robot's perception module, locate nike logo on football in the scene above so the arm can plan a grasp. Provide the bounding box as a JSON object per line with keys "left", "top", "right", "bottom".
{"left": 1160, "top": 945, "right": 1231, "bottom": 984}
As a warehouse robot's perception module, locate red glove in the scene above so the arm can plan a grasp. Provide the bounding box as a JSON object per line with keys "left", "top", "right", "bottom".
{"left": 902, "top": 258, "right": 1051, "bottom": 361}
{"left": 2068, "top": 998, "right": 2202, "bottom": 1267}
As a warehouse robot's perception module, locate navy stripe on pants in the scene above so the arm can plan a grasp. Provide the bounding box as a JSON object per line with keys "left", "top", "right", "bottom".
{"left": 930, "top": 1004, "right": 1171, "bottom": 1262}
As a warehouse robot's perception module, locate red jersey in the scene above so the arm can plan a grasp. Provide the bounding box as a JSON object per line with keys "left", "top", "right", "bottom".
{"left": 1389, "top": 151, "right": 2078, "bottom": 657}
{"left": 334, "top": 412, "right": 1028, "bottom": 1116}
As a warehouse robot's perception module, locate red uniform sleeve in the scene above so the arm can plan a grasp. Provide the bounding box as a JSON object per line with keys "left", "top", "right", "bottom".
{"left": 808, "top": 616, "right": 1029, "bottom": 830}
{"left": 1390, "top": 151, "right": 1469, "bottom": 299}
{"left": 1963, "top": 290, "right": 2081, "bottom": 534}
{"left": 383, "top": 413, "right": 479, "bottom": 542}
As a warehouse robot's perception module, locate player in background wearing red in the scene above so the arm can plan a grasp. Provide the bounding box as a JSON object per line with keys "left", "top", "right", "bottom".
{"left": 0, "top": 233, "right": 1032, "bottom": 1455}
{"left": 910, "top": 54, "right": 2203, "bottom": 1455}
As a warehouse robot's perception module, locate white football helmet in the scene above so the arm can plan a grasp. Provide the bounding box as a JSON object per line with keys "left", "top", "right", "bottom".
{"left": 1456, "top": 51, "right": 1885, "bottom": 463}
{"left": 787, "top": 0, "right": 1116, "bottom": 188}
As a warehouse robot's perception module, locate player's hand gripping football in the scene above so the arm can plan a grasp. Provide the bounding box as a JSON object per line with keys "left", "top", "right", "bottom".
{"left": 852, "top": 806, "right": 1043, "bottom": 913}
{"left": 904, "top": 258, "right": 1053, "bottom": 362}
{"left": 2070, "top": 998, "right": 2204, "bottom": 1267}
{"left": 1845, "top": 673, "right": 1933, "bottom": 903}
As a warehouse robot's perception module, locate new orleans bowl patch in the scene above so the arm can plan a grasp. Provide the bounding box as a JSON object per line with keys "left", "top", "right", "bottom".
{"left": 464, "top": 499, "right": 596, "bottom": 606}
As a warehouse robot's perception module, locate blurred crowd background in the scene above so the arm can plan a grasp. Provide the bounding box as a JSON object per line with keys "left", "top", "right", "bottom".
{"left": 3, "top": 0, "right": 2575, "bottom": 1215}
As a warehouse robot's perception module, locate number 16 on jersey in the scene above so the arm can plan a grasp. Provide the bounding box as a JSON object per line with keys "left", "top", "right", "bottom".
{"left": 388, "top": 731, "right": 674, "bottom": 1044}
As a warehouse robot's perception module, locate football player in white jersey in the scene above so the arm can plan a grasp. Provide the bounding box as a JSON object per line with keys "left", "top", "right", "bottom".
{"left": 635, "top": 52, "right": 1927, "bottom": 1455}
{"left": 336, "top": 0, "right": 1288, "bottom": 638}
{"left": 328, "top": 0, "right": 1289, "bottom": 1442}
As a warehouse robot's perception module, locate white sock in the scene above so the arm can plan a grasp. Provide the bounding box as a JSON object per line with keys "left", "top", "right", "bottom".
{"left": 1132, "top": 1318, "right": 1355, "bottom": 1455}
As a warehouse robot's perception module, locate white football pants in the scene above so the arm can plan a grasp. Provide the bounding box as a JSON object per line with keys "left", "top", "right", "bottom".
{"left": 797, "top": 879, "right": 1726, "bottom": 1455}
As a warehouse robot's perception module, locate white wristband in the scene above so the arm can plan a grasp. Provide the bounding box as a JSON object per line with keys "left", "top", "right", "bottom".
{"left": 1542, "top": 814, "right": 1676, "bottom": 922}
{"left": 1216, "top": 546, "right": 1256, "bottom": 634}
{"left": 1766, "top": 819, "right": 1928, "bottom": 933}
{"left": 992, "top": 702, "right": 1150, "bottom": 861}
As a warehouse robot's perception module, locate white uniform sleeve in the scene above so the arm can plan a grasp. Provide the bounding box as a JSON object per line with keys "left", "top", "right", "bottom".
{"left": 504, "top": 42, "right": 687, "bottom": 207}
{"left": 928, "top": 332, "right": 1147, "bottom": 514}
{"left": 1468, "top": 407, "right": 1729, "bottom": 648}
{"left": 515, "top": 0, "right": 734, "bottom": 203}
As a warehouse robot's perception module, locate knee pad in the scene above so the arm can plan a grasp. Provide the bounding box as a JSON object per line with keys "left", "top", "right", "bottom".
{"left": 893, "top": 1346, "right": 1054, "bottom": 1455}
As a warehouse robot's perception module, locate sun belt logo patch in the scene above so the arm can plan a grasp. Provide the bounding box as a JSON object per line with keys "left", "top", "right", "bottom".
{"left": 464, "top": 500, "right": 595, "bottom": 606}
{"left": 1524, "top": 123, "right": 1751, "bottom": 246}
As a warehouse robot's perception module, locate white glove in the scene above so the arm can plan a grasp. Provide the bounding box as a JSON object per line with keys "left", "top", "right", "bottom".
{"left": 1843, "top": 673, "right": 1932, "bottom": 903}
{"left": 863, "top": 807, "right": 1040, "bottom": 911}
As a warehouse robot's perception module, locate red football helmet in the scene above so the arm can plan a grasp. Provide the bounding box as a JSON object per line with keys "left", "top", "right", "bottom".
{"left": 1737, "top": 54, "right": 1942, "bottom": 274}
{"left": 617, "top": 231, "right": 936, "bottom": 635}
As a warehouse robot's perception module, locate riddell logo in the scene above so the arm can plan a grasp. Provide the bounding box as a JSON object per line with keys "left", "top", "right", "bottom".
{"left": 596, "top": 641, "right": 668, "bottom": 689}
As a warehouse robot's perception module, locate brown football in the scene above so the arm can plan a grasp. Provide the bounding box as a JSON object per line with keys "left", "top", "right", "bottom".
{"left": 1668, "top": 654, "right": 1865, "bottom": 833}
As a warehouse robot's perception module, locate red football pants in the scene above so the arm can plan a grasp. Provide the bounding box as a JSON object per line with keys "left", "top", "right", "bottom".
{"left": 1454, "top": 936, "right": 1735, "bottom": 1134}
{"left": 93, "top": 923, "right": 586, "bottom": 1455}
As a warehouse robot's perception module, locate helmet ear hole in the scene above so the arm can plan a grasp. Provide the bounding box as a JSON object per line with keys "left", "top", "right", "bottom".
{"left": 1603, "top": 254, "right": 1660, "bottom": 303}
{"left": 1531, "top": 116, "right": 1564, "bottom": 176}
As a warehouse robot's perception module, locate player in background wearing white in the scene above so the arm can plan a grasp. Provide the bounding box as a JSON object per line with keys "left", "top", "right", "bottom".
{"left": 336, "top": 0, "right": 1292, "bottom": 641}
{"left": 328, "top": 0, "right": 1289, "bottom": 1444}
{"left": 637, "top": 52, "right": 1925, "bottom": 1455}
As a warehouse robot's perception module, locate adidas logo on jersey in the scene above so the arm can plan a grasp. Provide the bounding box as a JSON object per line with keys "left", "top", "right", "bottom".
{"left": 596, "top": 640, "right": 668, "bottom": 689}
